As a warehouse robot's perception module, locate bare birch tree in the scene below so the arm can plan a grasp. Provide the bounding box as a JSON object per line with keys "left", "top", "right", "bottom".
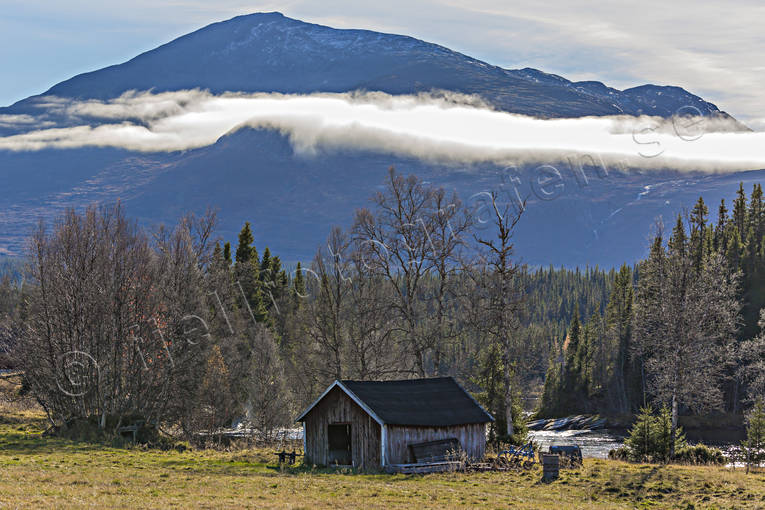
{"left": 464, "top": 191, "right": 525, "bottom": 438}
{"left": 352, "top": 168, "right": 467, "bottom": 376}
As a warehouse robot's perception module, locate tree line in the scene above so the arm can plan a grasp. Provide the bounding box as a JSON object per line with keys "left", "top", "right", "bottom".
{"left": 0, "top": 169, "right": 539, "bottom": 441}
{"left": 540, "top": 184, "right": 765, "bottom": 456}
{"left": 2, "top": 169, "right": 759, "bottom": 450}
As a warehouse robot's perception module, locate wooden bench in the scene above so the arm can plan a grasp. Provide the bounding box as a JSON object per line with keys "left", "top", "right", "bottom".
{"left": 117, "top": 420, "right": 146, "bottom": 442}
{"left": 408, "top": 438, "right": 461, "bottom": 463}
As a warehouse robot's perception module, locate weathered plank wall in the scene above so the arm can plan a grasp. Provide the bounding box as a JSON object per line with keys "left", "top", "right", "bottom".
{"left": 385, "top": 423, "right": 487, "bottom": 464}
{"left": 303, "top": 387, "right": 381, "bottom": 470}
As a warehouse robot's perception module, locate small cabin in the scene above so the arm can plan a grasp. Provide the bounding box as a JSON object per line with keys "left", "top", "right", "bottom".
{"left": 296, "top": 377, "right": 494, "bottom": 470}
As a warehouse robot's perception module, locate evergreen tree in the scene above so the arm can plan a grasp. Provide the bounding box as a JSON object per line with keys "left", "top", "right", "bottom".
{"left": 606, "top": 264, "right": 635, "bottom": 412}
{"left": 733, "top": 182, "right": 748, "bottom": 235}
{"left": 690, "top": 197, "right": 708, "bottom": 272}
{"left": 223, "top": 242, "right": 232, "bottom": 265}
{"left": 235, "top": 222, "right": 256, "bottom": 265}
{"left": 623, "top": 405, "right": 686, "bottom": 462}
{"left": 563, "top": 307, "right": 582, "bottom": 394}
{"left": 749, "top": 184, "right": 764, "bottom": 242}
{"left": 260, "top": 247, "right": 272, "bottom": 281}
{"left": 292, "top": 262, "right": 306, "bottom": 308}
{"left": 744, "top": 398, "right": 765, "bottom": 472}
{"left": 212, "top": 241, "right": 223, "bottom": 265}
{"left": 233, "top": 223, "right": 267, "bottom": 323}
{"left": 726, "top": 228, "right": 743, "bottom": 269}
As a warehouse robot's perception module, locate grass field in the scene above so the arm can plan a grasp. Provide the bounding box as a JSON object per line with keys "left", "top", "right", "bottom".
{"left": 1, "top": 381, "right": 764, "bottom": 508}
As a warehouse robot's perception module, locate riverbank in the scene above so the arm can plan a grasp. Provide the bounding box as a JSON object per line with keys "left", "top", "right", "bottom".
{"left": 1, "top": 406, "right": 764, "bottom": 509}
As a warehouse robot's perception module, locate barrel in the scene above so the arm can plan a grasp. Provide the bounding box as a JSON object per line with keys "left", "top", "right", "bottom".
{"left": 541, "top": 454, "right": 560, "bottom": 482}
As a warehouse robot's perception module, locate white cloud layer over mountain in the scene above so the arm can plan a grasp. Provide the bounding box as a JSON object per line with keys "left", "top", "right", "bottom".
{"left": 1, "top": 90, "right": 763, "bottom": 172}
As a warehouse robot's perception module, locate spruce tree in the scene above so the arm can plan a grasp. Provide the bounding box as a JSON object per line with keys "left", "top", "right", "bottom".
{"left": 233, "top": 223, "right": 267, "bottom": 323}
{"left": 223, "top": 242, "right": 232, "bottom": 265}
{"left": 293, "top": 262, "right": 306, "bottom": 305}
{"left": 563, "top": 307, "right": 583, "bottom": 399}
{"left": 749, "top": 184, "right": 765, "bottom": 284}
{"left": 690, "top": 197, "right": 708, "bottom": 272}
{"left": 733, "top": 182, "right": 748, "bottom": 235}
{"left": 715, "top": 199, "right": 729, "bottom": 252}
{"left": 606, "top": 264, "right": 634, "bottom": 412}
{"left": 212, "top": 241, "right": 223, "bottom": 263}
{"left": 744, "top": 398, "right": 765, "bottom": 472}
{"left": 749, "top": 184, "right": 764, "bottom": 242}
{"left": 235, "top": 222, "right": 256, "bottom": 265}
{"left": 259, "top": 247, "right": 272, "bottom": 282}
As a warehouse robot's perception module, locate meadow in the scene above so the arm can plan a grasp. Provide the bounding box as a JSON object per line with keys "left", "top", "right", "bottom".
{"left": 0, "top": 395, "right": 763, "bottom": 509}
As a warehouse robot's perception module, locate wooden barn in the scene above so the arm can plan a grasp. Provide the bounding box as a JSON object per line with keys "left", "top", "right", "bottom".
{"left": 296, "top": 377, "right": 494, "bottom": 470}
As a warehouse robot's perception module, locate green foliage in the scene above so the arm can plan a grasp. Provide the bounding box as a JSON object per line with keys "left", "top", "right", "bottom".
{"left": 472, "top": 344, "right": 528, "bottom": 445}
{"left": 234, "top": 222, "right": 268, "bottom": 323}
{"left": 553, "top": 183, "right": 765, "bottom": 419}
{"left": 622, "top": 405, "right": 686, "bottom": 463}
{"left": 223, "top": 242, "right": 232, "bottom": 265}
{"left": 744, "top": 398, "right": 765, "bottom": 469}
{"left": 674, "top": 444, "right": 726, "bottom": 465}
{"left": 235, "top": 222, "right": 257, "bottom": 265}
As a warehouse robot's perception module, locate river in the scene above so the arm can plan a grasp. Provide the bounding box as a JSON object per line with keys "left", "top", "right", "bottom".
{"left": 529, "top": 428, "right": 626, "bottom": 458}
{"left": 529, "top": 427, "right": 747, "bottom": 463}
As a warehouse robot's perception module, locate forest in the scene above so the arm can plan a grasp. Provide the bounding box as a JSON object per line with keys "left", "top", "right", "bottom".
{"left": 0, "top": 170, "right": 763, "bottom": 449}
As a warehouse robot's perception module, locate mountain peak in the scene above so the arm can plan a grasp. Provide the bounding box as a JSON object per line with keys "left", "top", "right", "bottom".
{"left": 6, "top": 12, "right": 731, "bottom": 122}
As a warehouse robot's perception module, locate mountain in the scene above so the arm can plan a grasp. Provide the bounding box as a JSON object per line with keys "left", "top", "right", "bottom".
{"left": 0, "top": 12, "right": 759, "bottom": 267}
{"left": 5, "top": 12, "right": 734, "bottom": 120}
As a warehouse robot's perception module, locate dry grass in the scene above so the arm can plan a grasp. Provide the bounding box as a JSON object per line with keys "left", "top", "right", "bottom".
{"left": 0, "top": 381, "right": 763, "bottom": 509}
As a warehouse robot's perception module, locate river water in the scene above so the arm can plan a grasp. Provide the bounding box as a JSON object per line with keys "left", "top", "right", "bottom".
{"left": 529, "top": 428, "right": 626, "bottom": 458}
{"left": 529, "top": 428, "right": 749, "bottom": 464}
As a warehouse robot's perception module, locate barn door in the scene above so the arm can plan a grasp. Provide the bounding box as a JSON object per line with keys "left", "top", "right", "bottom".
{"left": 328, "top": 424, "right": 352, "bottom": 466}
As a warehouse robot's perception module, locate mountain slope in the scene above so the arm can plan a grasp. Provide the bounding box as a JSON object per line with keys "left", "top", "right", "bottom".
{"left": 6, "top": 12, "right": 732, "bottom": 121}
{"left": 0, "top": 12, "right": 757, "bottom": 266}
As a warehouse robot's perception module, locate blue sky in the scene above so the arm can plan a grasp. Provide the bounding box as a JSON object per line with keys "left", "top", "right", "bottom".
{"left": 1, "top": 0, "right": 763, "bottom": 129}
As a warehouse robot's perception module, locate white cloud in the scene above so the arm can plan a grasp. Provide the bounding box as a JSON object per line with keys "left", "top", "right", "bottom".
{"left": 0, "top": 114, "right": 38, "bottom": 126}
{"left": 1, "top": 90, "right": 763, "bottom": 172}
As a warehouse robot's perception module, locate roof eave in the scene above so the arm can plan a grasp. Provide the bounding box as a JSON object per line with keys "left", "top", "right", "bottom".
{"left": 451, "top": 376, "right": 496, "bottom": 423}
{"left": 294, "top": 380, "right": 386, "bottom": 426}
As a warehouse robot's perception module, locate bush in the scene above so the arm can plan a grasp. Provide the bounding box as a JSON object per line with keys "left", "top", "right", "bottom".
{"left": 608, "top": 446, "right": 629, "bottom": 461}
{"left": 674, "top": 444, "right": 726, "bottom": 465}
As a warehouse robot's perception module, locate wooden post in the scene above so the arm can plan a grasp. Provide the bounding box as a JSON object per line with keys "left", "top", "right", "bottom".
{"left": 302, "top": 422, "right": 306, "bottom": 463}
{"left": 381, "top": 424, "right": 387, "bottom": 467}
{"left": 542, "top": 454, "right": 559, "bottom": 482}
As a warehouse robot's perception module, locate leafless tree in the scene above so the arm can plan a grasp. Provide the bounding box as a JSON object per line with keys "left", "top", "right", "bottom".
{"left": 297, "top": 227, "right": 401, "bottom": 391}
{"left": 18, "top": 204, "right": 217, "bottom": 433}
{"left": 463, "top": 191, "right": 525, "bottom": 437}
{"left": 246, "top": 324, "right": 291, "bottom": 439}
{"left": 352, "top": 168, "right": 468, "bottom": 376}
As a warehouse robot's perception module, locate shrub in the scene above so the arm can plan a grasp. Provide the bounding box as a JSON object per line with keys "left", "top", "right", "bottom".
{"left": 608, "top": 446, "right": 629, "bottom": 461}
{"left": 674, "top": 444, "right": 726, "bottom": 465}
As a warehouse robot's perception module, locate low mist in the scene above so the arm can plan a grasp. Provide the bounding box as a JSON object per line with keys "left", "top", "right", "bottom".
{"left": 1, "top": 90, "right": 763, "bottom": 172}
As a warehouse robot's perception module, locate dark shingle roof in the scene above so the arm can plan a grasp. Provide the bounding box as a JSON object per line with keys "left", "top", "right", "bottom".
{"left": 339, "top": 377, "right": 494, "bottom": 426}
